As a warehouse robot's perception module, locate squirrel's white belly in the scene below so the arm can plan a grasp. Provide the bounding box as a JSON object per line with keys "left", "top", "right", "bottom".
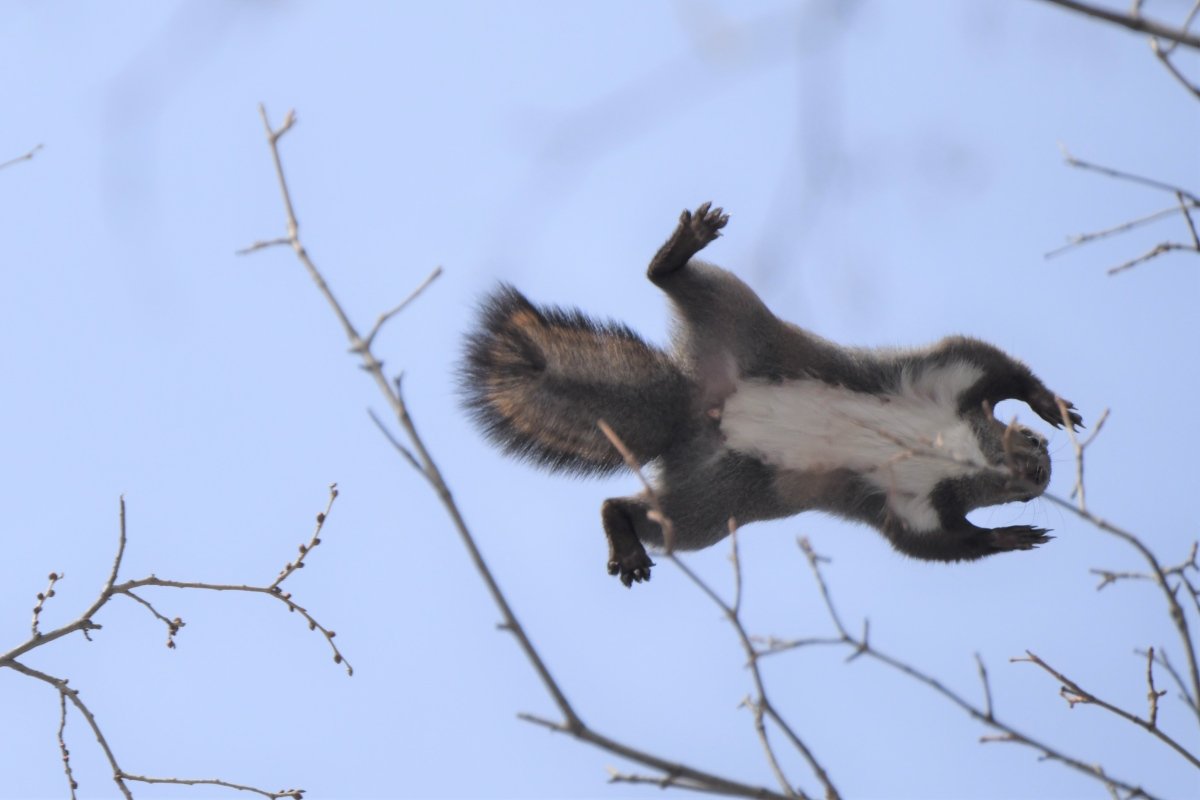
{"left": 721, "top": 365, "right": 987, "bottom": 530}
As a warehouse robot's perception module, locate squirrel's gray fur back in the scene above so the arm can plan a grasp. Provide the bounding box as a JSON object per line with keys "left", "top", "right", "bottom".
{"left": 461, "top": 203, "right": 1082, "bottom": 588}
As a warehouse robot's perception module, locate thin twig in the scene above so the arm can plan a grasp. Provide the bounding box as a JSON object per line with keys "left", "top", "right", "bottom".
{"left": 1035, "top": 0, "right": 1200, "bottom": 50}
{"left": 1160, "top": 0, "right": 1200, "bottom": 56}
{"left": 8, "top": 661, "right": 135, "bottom": 800}
{"left": 122, "top": 590, "right": 184, "bottom": 648}
{"left": 1150, "top": 36, "right": 1200, "bottom": 99}
{"left": 1044, "top": 204, "right": 1188, "bottom": 258}
{"left": 116, "top": 774, "right": 303, "bottom": 799}
{"left": 1059, "top": 147, "right": 1199, "bottom": 203}
{"left": 361, "top": 266, "right": 443, "bottom": 351}
{"left": 1050, "top": 149, "right": 1200, "bottom": 273}
{"left": 669, "top": 538, "right": 835, "bottom": 799}
{"left": 368, "top": 406, "right": 422, "bottom": 472}
{"left": 57, "top": 690, "right": 78, "bottom": 800}
{"left": 597, "top": 419, "right": 676, "bottom": 553}
{"left": 31, "top": 571, "right": 62, "bottom": 638}
{"left": 1107, "top": 242, "right": 1192, "bottom": 275}
{"left": 975, "top": 653, "right": 995, "bottom": 722}
{"left": 271, "top": 483, "right": 340, "bottom": 589}
{"left": 1140, "top": 647, "right": 1200, "bottom": 716}
{"left": 1049, "top": 412, "right": 1200, "bottom": 724}
{"left": 786, "top": 540, "right": 1161, "bottom": 798}
{"left": 1046, "top": 490, "right": 1200, "bottom": 727}
{"left": 731, "top": 530, "right": 797, "bottom": 797}
{"left": 1058, "top": 402, "right": 1110, "bottom": 507}
{"left": 1149, "top": 0, "right": 1200, "bottom": 97}
{"left": 1146, "top": 647, "right": 1165, "bottom": 728}
{"left": 520, "top": 712, "right": 794, "bottom": 800}
{"left": 0, "top": 497, "right": 133, "bottom": 665}
{"left": 1056, "top": 412, "right": 1195, "bottom": 724}
{"left": 1176, "top": 191, "right": 1200, "bottom": 249}
{"left": 1014, "top": 650, "right": 1198, "bottom": 768}
{"left": 729, "top": 522, "right": 744, "bottom": 617}
{"left": 111, "top": 575, "right": 351, "bottom": 674}
{"left": 607, "top": 769, "right": 735, "bottom": 796}
{"left": 0, "top": 143, "right": 43, "bottom": 171}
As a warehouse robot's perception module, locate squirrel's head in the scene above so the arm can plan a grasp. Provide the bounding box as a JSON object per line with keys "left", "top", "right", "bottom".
{"left": 964, "top": 413, "right": 1052, "bottom": 509}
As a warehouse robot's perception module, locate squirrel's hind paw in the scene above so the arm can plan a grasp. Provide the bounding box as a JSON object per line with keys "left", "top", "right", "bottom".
{"left": 606, "top": 531, "right": 654, "bottom": 587}
{"left": 608, "top": 551, "right": 654, "bottom": 587}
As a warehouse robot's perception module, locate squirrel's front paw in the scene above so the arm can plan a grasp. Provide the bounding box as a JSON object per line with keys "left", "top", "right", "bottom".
{"left": 1030, "top": 390, "right": 1083, "bottom": 430}
{"left": 987, "top": 525, "right": 1053, "bottom": 553}
{"left": 607, "top": 547, "right": 655, "bottom": 588}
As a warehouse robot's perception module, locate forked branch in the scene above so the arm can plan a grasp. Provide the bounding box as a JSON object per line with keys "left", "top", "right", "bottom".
{"left": 1, "top": 488, "right": 348, "bottom": 798}
{"left": 1047, "top": 149, "right": 1200, "bottom": 275}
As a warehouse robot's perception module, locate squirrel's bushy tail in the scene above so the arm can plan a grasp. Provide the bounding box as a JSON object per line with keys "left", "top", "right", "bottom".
{"left": 461, "top": 285, "right": 690, "bottom": 475}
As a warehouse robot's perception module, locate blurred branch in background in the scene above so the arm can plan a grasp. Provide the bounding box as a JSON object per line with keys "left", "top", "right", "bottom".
{"left": 0, "top": 143, "right": 43, "bottom": 171}
{"left": 1036, "top": 0, "right": 1200, "bottom": 50}
{"left": 0, "top": 488, "right": 346, "bottom": 799}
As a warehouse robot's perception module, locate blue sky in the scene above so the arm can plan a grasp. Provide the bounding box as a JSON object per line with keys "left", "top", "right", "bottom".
{"left": 2, "top": 1, "right": 1198, "bottom": 798}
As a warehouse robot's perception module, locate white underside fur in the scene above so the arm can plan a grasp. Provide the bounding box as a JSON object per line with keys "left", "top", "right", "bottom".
{"left": 720, "top": 363, "right": 987, "bottom": 531}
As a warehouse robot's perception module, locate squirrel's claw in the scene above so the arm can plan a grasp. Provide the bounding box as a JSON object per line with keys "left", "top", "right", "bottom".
{"left": 607, "top": 552, "right": 654, "bottom": 588}
{"left": 987, "top": 525, "right": 1053, "bottom": 553}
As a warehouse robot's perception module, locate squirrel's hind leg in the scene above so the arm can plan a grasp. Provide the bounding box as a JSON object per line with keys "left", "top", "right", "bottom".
{"left": 647, "top": 202, "right": 728, "bottom": 281}
{"left": 600, "top": 496, "right": 658, "bottom": 587}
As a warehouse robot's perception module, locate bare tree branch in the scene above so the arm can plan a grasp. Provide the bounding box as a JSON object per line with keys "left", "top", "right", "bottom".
{"left": 8, "top": 659, "right": 136, "bottom": 800}
{"left": 1044, "top": 204, "right": 1185, "bottom": 258}
{"left": 1140, "top": 646, "right": 1200, "bottom": 717}
{"left": 3, "top": 489, "right": 347, "bottom": 797}
{"left": 754, "top": 539, "right": 1165, "bottom": 799}
{"left": 361, "top": 266, "right": 444, "bottom": 352}
{"left": 1049, "top": 148, "right": 1200, "bottom": 274}
{"left": 112, "top": 774, "right": 302, "bottom": 799}
{"left": 667, "top": 532, "right": 820, "bottom": 799}
{"left": 57, "top": 690, "right": 78, "bottom": 800}
{"left": 598, "top": 418, "right": 676, "bottom": 553}
{"left": 1150, "top": 35, "right": 1200, "bottom": 99}
{"left": 0, "top": 143, "right": 43, "bottom": 171}
{"left": 1058, "top": 148, "right": 1199, "bottom": 203}
{"left": 521, "top": 712, "right": 795, "bottom": 800}
{"left": 1014, "top": 650, "right": 1198, "bottom": 768}
{"left": 30, "top": 571, "right": 62, "bottom": 638}
{"left": 1035, "top": 0, "right": 1200, "bottom": 50}
{"left": 1047, "top": 408, "right": 1200, "bottom": 724}
{"left": 1146, "top": 647, "right": 1166, "bottom": 728}
{"left": 590, "top": 420, "right": 834, "bottom": 796}
{"left": 243, "top": 101, "right": 583, "bottom": 727}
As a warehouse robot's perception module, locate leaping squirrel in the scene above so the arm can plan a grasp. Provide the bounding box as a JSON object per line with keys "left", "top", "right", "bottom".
{"left": 462, "top": 203, "right": 1082, "bottom": 587}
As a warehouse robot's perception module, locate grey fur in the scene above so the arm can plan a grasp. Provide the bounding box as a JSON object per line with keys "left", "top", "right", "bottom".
{"left": 461, "top": 203, "right": 1082, "bottom": 587}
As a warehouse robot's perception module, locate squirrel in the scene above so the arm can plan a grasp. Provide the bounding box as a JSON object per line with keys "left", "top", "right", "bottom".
{"left": 461, "top": 203, "right": 1083, "bottom": 587}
